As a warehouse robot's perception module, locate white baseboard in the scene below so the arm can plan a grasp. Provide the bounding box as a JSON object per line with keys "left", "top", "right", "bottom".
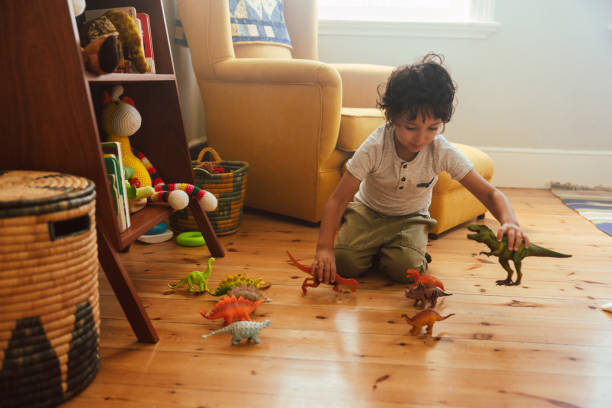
{"left": 478, "top": 147, "right": 612, "bottom": 189}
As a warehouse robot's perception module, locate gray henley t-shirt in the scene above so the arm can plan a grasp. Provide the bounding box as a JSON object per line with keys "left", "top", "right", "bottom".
{"left": 345, "top": 124, "right": 474, "bottom": 216}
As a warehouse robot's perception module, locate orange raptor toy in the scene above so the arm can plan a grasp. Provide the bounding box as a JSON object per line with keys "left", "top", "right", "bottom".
{"left": 401, "top": 309, "right": 455, "bottom": 335}
{"left": 286, "top": 251, "right": 358, "bottom": 295}
{"left": 200, "top": 295, "right": 264, "bottom": 325}
{"left": 406, "top": 269, "right": 445, "bottom": 290}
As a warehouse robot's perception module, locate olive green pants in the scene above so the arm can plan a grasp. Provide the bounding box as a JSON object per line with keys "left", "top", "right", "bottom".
{"left": 334, "top": 201, "right": 437, "bottom": 283}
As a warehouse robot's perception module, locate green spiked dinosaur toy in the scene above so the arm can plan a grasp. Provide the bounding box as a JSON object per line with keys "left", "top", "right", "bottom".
{"left": 467, "top": 224, "right": 571, "bottom": 286}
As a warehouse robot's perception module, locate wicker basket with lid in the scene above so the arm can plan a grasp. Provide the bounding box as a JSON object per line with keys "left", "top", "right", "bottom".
{"left": 0, "top": 170, "right": 100, "bottom": 407}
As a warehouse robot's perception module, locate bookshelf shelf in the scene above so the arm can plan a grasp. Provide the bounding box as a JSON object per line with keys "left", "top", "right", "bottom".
{"left": 119, "top": 205, "right": 174, "bottom": 249}
{"left": 87, "top": 73, "right": 177, "bottom": 82}
{"left": 1, "top": 0, "right": 224, "bottom": 344}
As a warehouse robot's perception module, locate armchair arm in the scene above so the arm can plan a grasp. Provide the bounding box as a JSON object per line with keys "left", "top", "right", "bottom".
{"left": 201, "top": 58, "right": 342, "bottom": 166}
{"left": 199, "top": 58, "right": 343, "bottom": 220}
{"left": 331, "top": 63, "right": 394, "bottom": 108}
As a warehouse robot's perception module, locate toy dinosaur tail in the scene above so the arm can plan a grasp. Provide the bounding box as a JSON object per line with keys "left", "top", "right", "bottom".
{"left": 201, "top": 325, "right": 231, "bottom": 339}
{"left": 168, "top": 277, "right": 186, "bottom": 289}
{"left": 339, "top": 277, "right": 358, "bottom": 292}
{"left": 400, "top": 313, "right": 413, "bottom": 323}
{"left": 286, "top": 250, "right": 311, "bottom": 273}
{"left": 526, "top": 244, "right": 571, "bottom": 258}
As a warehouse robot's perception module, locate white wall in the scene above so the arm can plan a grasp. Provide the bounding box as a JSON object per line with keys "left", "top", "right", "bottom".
{"left": 318, "top": 0, "right": 612, "bottom": 188}
{"left": 163, "top": 0, "right": 207, "bottom": 148}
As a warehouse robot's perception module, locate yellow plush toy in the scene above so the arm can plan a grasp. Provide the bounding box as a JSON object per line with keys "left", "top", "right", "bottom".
{"left": 101, "top": 85, "right": 217, "bottom": 214}
{"left": 102, "top": 85, "right": 150, "bottom": 186}
{"left": 103, "top": 10, "right": 149, "bottom": 73}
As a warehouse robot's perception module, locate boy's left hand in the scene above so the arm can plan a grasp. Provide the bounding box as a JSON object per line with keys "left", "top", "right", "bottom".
{"left": 497, "top": 222, "right": 530, "bottom": 251}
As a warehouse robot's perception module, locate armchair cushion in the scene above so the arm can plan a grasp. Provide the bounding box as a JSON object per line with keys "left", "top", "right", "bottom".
{"left": 433, "top": 143, "right": 494, "bottom": 193}
{"left": 338, "top": 108, "right": 385, "bottom": 152}
{"left": 229, "top": 0, "right": 292, "bottom": 48}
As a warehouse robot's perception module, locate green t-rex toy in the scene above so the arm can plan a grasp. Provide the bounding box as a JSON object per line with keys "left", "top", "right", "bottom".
{"left": 168, "top": 257, "right": 215, "bottom": 293}
{"left": 467, "top": 224, "right": 571, "bottom": 286}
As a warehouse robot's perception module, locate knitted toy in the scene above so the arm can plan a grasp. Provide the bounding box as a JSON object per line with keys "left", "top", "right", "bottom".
{"left": 101, "top": 85, "right": 217, "bottom": 213}
{"left": 71, "top": 0, "right": 86, "bottom": 17}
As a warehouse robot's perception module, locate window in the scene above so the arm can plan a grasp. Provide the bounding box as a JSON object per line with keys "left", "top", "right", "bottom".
{"left": 317, "top": 0, "right": 499, "bottom": 39}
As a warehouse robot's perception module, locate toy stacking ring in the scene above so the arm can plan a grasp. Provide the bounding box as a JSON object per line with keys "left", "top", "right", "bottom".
{"left": 176, "top": 231, "right": 206, "bottom": 247}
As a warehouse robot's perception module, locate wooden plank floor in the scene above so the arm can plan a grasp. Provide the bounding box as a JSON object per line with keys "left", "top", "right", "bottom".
{"left": 65, "top": 188, "right": 612, "bottom": 407}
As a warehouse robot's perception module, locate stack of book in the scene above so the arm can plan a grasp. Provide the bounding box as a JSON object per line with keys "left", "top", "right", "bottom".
{"left": 84, "top": 6, "right": 155, "bottom": 73}
{"left": 102, "top": 142, "right": 131, "bottom": 232}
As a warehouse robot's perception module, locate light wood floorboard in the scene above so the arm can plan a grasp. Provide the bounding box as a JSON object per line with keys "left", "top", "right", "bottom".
{"left": 65, "top": 188, "right": 612, "bottom": 407}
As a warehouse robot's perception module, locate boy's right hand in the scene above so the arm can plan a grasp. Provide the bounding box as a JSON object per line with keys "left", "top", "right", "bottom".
{"left": 312, "top": 248, "right": 337, "bottom": 284}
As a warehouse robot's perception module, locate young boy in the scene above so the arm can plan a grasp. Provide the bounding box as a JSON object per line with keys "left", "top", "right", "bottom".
{"left": 312, "top": 53, "right": 529, "bottom": 284}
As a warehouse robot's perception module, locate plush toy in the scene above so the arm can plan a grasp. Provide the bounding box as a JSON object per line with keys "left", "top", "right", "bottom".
{"left": 71, "top": 0, "right": 122, "bottom": 75}
{"left": 101, "top": 85, "right": 217, "bottom": 213}
{"left": 79, "top": 9, "right": 148, "bottom": 74}
{"left": 103, "top": 10, "right": 148, "bottom": 73}
{"left": 81, "top": 33, "right": 122, "bottom": 75}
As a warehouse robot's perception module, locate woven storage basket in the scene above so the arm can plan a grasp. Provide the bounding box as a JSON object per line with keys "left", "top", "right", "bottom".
{"left": 0, "top": 171, "right": 100, "bottom": 407}
{"left": 170, "top": 148, "right": 248, "bottom": 236}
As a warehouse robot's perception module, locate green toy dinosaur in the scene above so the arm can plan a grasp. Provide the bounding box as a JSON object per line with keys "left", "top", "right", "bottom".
{"left": 168, "top": 257, "right": 215, "bottom": 293}
{"left": 467, "top": 224, "right": 571, "bottom": 286}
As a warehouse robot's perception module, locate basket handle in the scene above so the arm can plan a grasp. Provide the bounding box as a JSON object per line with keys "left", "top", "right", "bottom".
{"left": 196, "top": 147, "right": 222, "bottom": 163}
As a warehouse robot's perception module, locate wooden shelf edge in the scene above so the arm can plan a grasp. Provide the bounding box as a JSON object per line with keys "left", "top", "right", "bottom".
{"left": 87, "top": 73, "right": 176, "bottom": 82}
{"left": 119, "top": 205, "right": 173, "bottom": 249}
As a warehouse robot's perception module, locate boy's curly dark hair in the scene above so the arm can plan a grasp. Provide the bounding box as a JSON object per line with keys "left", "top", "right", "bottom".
{"left": 377, "top": 53, "right": 456, "bottom": 124}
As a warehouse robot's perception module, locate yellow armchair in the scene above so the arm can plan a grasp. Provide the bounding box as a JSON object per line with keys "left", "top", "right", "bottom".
{"left": 177, "top": 0, "right": 494, "bottom": 235}
{"left": 177, "top": 0, "right": 389, "bottom": 222}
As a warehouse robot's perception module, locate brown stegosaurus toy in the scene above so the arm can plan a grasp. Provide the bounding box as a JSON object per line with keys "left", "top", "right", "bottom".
{"left": 404, "top": 282, "right": 452, "bottom": 309}
{"left": 227, "top": 284, "right": 271, "bottom": 303}
{"left": 401, "top": 309, "right": 455, "bottom": 336}
{"left": 200, "top": 295, "right": 264, "bottom": 325}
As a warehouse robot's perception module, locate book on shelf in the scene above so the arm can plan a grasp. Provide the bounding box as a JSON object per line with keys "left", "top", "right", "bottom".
{"left": 137, "top": 12, "right": 156, "bottom": 74}
{"left": 102, "top": 142, "right": 131, "bottom": 232}
{"left": 104, "top": 154, "right": 128, "bottom": 232}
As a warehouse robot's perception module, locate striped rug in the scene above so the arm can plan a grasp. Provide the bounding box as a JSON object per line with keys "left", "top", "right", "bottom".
{"left": 551, "top": 188, "right": 612, "bottom": 236}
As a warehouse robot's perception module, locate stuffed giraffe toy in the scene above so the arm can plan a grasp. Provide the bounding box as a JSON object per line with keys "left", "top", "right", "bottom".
{"left": 101, "top": 85, "right": 217, "bottom": 213}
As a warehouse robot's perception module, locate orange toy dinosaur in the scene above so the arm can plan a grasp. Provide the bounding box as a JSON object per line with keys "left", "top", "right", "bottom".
{"left": 406, "top": 269, "right": 445, "bottom": 290}
{"left": 401, "top": 309, "right": 455, "bottom": 335}
{"left": 200, "top": 295, "right": 264, "bottom": 325}
{"left": 286, "top": 251, "right": 358, "bottom": 295}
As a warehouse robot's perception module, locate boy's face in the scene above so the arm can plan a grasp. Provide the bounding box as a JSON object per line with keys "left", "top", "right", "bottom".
{"left": 393, "top": 112, "right": 442, "bottom": 154}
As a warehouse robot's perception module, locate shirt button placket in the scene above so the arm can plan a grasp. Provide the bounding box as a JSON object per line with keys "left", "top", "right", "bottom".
{"left": 398, "top": 162, "right": 407, "bottom": 191}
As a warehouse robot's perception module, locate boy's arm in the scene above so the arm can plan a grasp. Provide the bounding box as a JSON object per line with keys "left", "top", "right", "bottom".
{"left": 459, "top": 169, "right": 530, "bottom": 250}
{"left": 314, "top": 171, "right": 361, "bottom": 283}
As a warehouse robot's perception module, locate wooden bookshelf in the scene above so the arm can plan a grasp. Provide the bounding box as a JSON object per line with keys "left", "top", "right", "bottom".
{"left": 0, "top": 0, "right": 224, "bottom": 343}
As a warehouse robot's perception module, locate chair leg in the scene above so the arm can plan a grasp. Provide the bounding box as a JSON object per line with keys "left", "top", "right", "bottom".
{"left": 189, "top": 200, "right": 225, "bottom": 258}
{"left": 97, "top": 230, "right": 159, "bottom": 343}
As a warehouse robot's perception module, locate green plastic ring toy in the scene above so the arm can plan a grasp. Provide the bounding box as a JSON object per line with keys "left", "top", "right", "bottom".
{"left": 176, "top": 231, "right": 207, "bottom": 247}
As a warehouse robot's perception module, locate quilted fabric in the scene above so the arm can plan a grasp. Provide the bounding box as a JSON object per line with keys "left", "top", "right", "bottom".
{"left": 229, "top": 0, "right": 292, "bottom": 47}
